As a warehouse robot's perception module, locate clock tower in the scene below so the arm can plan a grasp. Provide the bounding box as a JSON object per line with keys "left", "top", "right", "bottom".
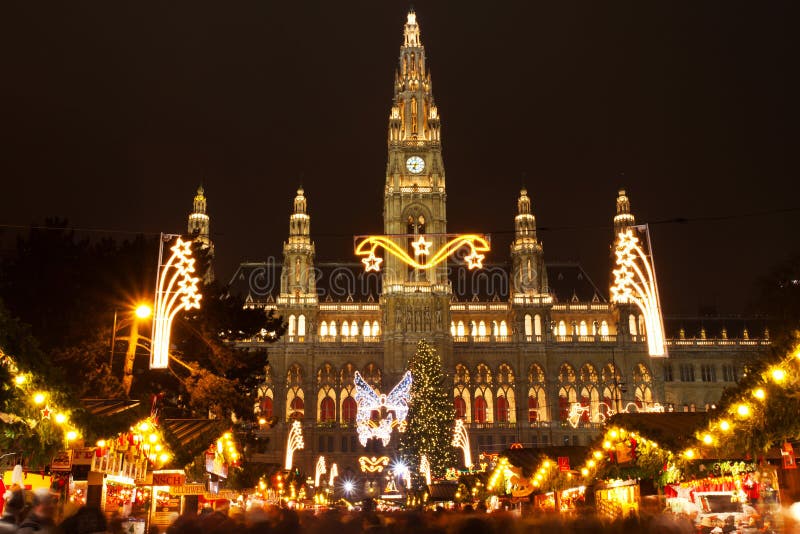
{"left": 382, "top": 11, "right": 451, "bottom": 375}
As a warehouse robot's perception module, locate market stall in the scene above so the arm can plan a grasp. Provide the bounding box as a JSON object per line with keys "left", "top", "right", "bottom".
{"left": 594, "top": 479, "right": 639, "bottom": 520}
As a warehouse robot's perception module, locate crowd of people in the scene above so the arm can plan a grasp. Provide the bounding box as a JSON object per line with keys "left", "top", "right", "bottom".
{"left": 2, "top": 486, "right": 710, "bottom": 534}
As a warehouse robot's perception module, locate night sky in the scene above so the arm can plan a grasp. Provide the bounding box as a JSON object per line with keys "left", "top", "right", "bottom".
{"left": 1, "top": 1, "right": 797, "bottom": 316}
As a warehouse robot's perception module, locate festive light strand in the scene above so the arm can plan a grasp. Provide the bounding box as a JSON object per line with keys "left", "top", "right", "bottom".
{"left": 284, "top": 420, "right": 304, "bottom": 470}
{"left": 452, "top": 419, "right": 473, "bottom": 468}
{"left": 353, "top": 371, "right": 412, "bottom": 446}
{"left": 355, "top": 234, "right": 490, "bottom": 272}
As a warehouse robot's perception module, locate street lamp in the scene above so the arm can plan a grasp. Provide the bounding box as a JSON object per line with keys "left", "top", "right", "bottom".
{"left": 109, "top": 302, "right": 154, "bottom": 395}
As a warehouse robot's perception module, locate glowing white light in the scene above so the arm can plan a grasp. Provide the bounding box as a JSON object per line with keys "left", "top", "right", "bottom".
{"left": 391, "top": 459, "right": 412, "bottom": 489}
{"left": 314, "top": 456, "right": 327, "bottom": 487}
{"left": 328, "top": 463, "right": 338, "bottom": 486}
{"left": 452, "top": 419, "right": 473, "bottom": 468}
{"left": 361, "top": 251, "right": 383, "bottom": 272}
{"left": 150, "top": 237, "right": 202, "bottom": 369}
{"left": 284, "top": 420, "right": 304, "bottom": 470}
{"left": 342, "top": 480, "right": 355, "bottom": 496}
{"left": 610, "top": 228, "right": 667, "bottom": 357}
{"left": 354, "top": 370, "right": 412, "bottom": 446}
{"left": 411, "top": 236, "right": 433, "bottom": 256}
{"left": 567, "top": 401, "right": 665, "bottom": 428}
{"left": 420, "top": 455, "right": 432, "bottom": 486}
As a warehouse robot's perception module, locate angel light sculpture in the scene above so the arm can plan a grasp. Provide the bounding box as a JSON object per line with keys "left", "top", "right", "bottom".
{"left": 353, "top": 370, "right": 412, "bottom": 446}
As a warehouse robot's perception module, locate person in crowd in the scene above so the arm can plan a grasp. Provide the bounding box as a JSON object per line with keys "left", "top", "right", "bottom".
{"left": 59, "top": 506, "right": 106, "bottom": 534}
{"left": 17, "top": 489, "right": 60, "bottom": 534}
{"left": 0, "top": 488, "right": 25, "bottom": 533}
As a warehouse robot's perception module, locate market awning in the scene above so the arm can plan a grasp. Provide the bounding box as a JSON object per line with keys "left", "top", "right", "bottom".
{"left": 162, "top": 418, "right": 218, "bottom": 447}
{"left": 427, "top": 481, "right": 458, "bottom": 501}
{"left": 81, "top": 398, "right": 141, "bottom": 417}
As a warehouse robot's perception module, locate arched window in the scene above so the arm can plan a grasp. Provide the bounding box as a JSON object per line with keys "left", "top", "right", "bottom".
{"left": 600, "top": 320, "right": 609, "bottom": 336}
{"left": 289, "top": 396, "right": 304, "bottom": 419}
{"left": 288, "top": 315, "right": 296, "bottom": 337}
{"left": 579, "top": 320, "right": 588, "bottom": 336}
{"left": 638, "top": 315, "right": 645, "bottom": 337}
{"left": 497, "top": 395, "right": 509, "bottom": 422}
{"left": 297, "top": 315, "right": 306, "bottom": 336}
{"left": 492, "top": 321, "right": 499, "bottom": 336}
{"left": 450, "top": 322, "right": 456, "bottom": 336}
{"left": 524, "top": 314, "right": 532, "bottom": 336}
{"left": 629, "top": 314, "right": 637, "bottom": 336}
{"left": 528, "top": 395, "right": 539, "bottom": 422}
{"left": 454, "top": 397, "right": 466, "bottom": 419}
{"left": 534, "top": 314, "right": 542, "bottom": 336}
{"left": 260, "top": 396, "right": 273, "bottom": 419}
{"left": 362, "top": 320, "right": 370, "bottom": 337}
{"left": 558, "top": 387, "right": 576, "bottom": 421}
{"left": 372, "top": 320, "right": 380, "bottom": 336}
{"left": 319, "top": 397, "right": 335, "bottom": 422}
{"left": 329, "top": 321, "right": 337, "bottom": 337}
{"left": 499, "top": 320, "right": 508, "bottom": 337}
{"left": 558, "top": 320, "right": 567, "bottom": 336}
{"left": 342, "top": 321, "right": 350, "bottom": 337}
{"left": 474, "top": 395, "right": 488, "bottom": 423}
{"left": 471, "top": 321, "right": 478, "bottom": 337}
{"left": 457, "top": 321, "right": 465, "bottom": 336}
{"left": 320, "top": 321, "right": 328, "bottom": 337}
{"left": 342, "top": 396, "right": 357, "bottom": 423}
{"left": 350, "top": 321, "right": 358, "bottom": 337}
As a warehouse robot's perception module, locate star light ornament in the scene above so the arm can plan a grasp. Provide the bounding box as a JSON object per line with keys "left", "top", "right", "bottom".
{"left": 355, "top": 234, "right": 490, "bottom": 272}
{"left": 353, "top": 371, "right": 412, "bottom": 447}
{"left": 610, "top": 228, "right": 667, "bottom": 357}
{"left": 411, "top": 236, "right": 433, "bottom": 256}
{"left": 284, "top": 420, "right": 305, "bottom": 470}
{"left": 362, "top": 251, "right": 383, "bottom": 272}
{"left": 150, "top": 237, "right": 202, "bottom": 369}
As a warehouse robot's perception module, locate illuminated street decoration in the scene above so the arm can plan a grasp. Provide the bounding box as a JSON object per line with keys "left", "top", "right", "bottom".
{"left": 150, "top": 237, "right": 202, "bottom": 369}
{"left": 284, "top": 420, "right": 304, "bottom": 470}
{"left": 329, "top": 463, "right": 338, "bottom": 486}
{"left": 610, "top": 228, "right": 667, "bottom": 357}
{"left": 315, "top": 456, "right": 327, "bottom": 487}
{"left": 354, "top": 370, "right": 412, "bottom": 446}
{"left": 355, "top": 234, "right": 490, "bottom": 272}
{"left": 452, "top": 419, "right": 473, "bottom": 468}
{"left": 420, "top": 454, "right": 432, "bottom": 486}
{"left": 567, "top": 401, "right": 666, "bottom": 429}
{"left": 359, "top": 455, "right": 390, "bottom": 473}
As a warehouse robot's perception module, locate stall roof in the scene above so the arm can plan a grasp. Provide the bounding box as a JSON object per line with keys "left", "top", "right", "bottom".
{"left": 427, "top": 481, "right": 459, "bottom": 502}
{"left": 607, "top": 412, "right": 709, "bottom": 450}
{"left": 503, "top": 446, "right": 590, "bottom": 475}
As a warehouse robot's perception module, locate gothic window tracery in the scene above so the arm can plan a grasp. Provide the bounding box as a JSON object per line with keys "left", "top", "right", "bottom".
{"left": 363, "top": 363, "right": 382, "bottom": 388}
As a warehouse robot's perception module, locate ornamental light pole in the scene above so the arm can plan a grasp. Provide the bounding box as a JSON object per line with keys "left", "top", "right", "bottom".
{"left": 150, "top": 234, "right": 202, "bottom": 370}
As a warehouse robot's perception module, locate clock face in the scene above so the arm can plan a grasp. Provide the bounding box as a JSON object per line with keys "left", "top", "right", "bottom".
{"left": 406, "top": 156, "right": 425, "bottom": 174}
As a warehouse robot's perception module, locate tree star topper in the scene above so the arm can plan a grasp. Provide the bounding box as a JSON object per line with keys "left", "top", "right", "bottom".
{"left": 353, "top": 370, "right": 412, "bottom": 446}
{"left": 354, "top": 233, "right": 490, "bottom": 271}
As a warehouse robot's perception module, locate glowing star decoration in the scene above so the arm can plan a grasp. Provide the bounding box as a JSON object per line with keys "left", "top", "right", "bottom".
{"left": 359, "top": 456, "right": 390, "bottom": 473}
{"left": 420, "top": 455, "right": 432, "bottom": 486}
{"left": 315, "top": 456, "right": 327, "bottom": 487}
{"left": 284, "top": 420, "right": 305, "bottom": 470}
{"left": 353, "top": 370, "right": 412, "bottom": 446}
{"left": 355, "top": 233, "right": 490, "bottom": 271}
{"left": 610, "top": 227, "right": 667, "bottom": 357}
{"left": 362, "top": 251, "right": 383, "bottom": 272}
{"left": 464, "top": 249, "right": 485, "bottom": 269}
{"left": 328, "top": 463, "right": 339, "bottom": 486}
{"left": 150, "top": 236, "right": 202, "bottom": 369}
{"left": 452, "top": 419, "right": 473, "bottom": 468}
{"left": 411, "top": 236, "right": 433, "bottom": 256}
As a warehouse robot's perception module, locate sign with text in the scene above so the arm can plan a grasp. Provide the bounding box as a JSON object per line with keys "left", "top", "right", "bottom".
{"left": 557, "top": 457, "right": 570, "bottom": 472}
{"left": 51, "top": 450, "right": 73, "bottom": 471}
{"left": 152, "top": 472, "right": 186, "bottom": 487}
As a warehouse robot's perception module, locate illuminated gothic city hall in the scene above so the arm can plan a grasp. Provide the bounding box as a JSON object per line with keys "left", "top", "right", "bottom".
{"left": 182, "top": 12, "right": 770, "bottom": 476}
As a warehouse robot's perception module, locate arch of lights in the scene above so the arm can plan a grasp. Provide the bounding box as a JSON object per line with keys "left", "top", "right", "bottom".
{"left": 355, "top": 233, "right": 490, "bottom": 272}
{"left": 150, "top": 236, "right": 202, "bottom": 369}
{"left": 610, "top": 227, "right": 667, "bottom": 357}
{"left": 567, "top": 401, "right": 665, "bottom": 429}
{"left": 452, "top": 419, "right": 473, "bottom": 468}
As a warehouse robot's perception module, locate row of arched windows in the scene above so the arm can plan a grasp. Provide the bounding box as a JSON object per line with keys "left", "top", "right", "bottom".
{"left": 450, "top": 320, "right": 509, "bottom": 338}
{"left": 319, "top": 320, "right": 381, "bottom": 339}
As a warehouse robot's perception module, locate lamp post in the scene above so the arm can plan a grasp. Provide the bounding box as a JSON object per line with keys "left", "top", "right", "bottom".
{"left": 109, "top": 303, "right": 153, "bottom": 395}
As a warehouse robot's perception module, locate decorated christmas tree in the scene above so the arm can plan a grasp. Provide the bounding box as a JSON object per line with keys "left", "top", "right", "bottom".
{"left": 399, "top": 339, "right": 457, "bottom": 480}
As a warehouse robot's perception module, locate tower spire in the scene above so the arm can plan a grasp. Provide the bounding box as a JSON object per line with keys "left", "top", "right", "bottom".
{"left": 281, "top": 187, "right": 316, "bottom": 298}
{"left": 613, "top": 187, "right": 636, "bottom": 236}
{"left": 187, "top": 184, "right": 214, "bottom": 283}
{"left": 510, "top": 188, "right": 546, "bottom": 295}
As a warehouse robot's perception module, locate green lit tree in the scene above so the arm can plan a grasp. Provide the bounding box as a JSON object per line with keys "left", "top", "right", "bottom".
{"left": 399, "top": 339, "right": 457, "bottom": 481}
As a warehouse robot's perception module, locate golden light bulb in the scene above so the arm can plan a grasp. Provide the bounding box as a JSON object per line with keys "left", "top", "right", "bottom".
{"left": 55, "top": 413, "right": 67, "bottom": 424}
{"left": 139, "top": 422, "right": 150, "bottom": 432}
{"left": 588, "top": 460, "right": 596, "bottom": 468}
{"left": 259, "top": 418, "right": 267, "bottom": 425}
{"left": 719, "top": 420, "right": 731, "bottom": 431}
{"left": 96, "top": 439, "right": 106, "bottom": 448}
{"left": 155, "top": 444, "right": 162, "bottom": 452}
{"left": 159, "top": 453, "right": 169, "bottom": 463}
{"left": 737, "top": 404, "right": 751, "bottom": 417}
{"left": 593, "top": 451, "right": 603, "bottom": 460}
{"left": 542, "top": 460, "right": 550, "bottom": 469}
{"left": 149, "top": 433, "right": 158, "bottom": 444}
{"left": 66, "top": 430, "right": 78, "bottom": 441}
{"left": 33, "top": 393, "right": 46, "bottom": 405}
{"left": 609, "top": 429, "right": 619, "bottom": 439}
{"left": 702, "top": 434, "right": 713, "bottom": 445}
{"left": 684, "top": 449, "right": 695, "bottom": 459}
{"left": 603, "top": 440, "right": 612, "bottom": 450}
{"left": 135, "top": 304, "right": 152, "bottom": 319}
{"left": 14, "top": 375, "right": 26, "bottom": 385}
{"left": 581, "top": 468, "right": 589, "bottom": 476}
{"left": 771, "top": 368, "right": 786, "bottom": 383}
{"left": 753, "top": 388, "right": 766, "bottom": 400}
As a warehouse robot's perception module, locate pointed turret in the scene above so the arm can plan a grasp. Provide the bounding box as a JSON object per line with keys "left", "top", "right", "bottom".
{"left": 187, "top": 184, "right": 214, "bottom": 282}
{"left": 280, "top": 187, "right": 316, "bottom": 299}
{"left": 510, "top": 188, "right": 546, "bottom": 295}
{"left": 613, "top": 188, "right": 636, "bottom": 236}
